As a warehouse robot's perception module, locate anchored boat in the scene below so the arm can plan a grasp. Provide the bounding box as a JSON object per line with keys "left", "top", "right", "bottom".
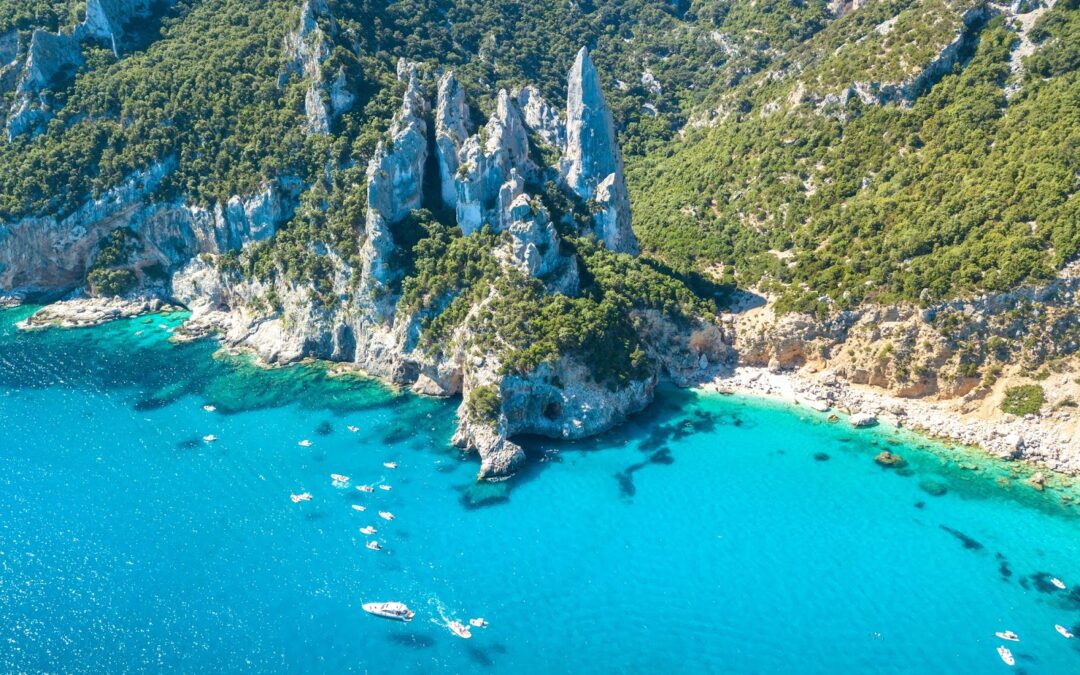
{"left": 362, "top": 602, "right": 414, "bottom": 622}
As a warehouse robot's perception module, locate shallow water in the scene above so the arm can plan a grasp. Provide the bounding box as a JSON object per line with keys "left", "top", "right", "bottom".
{"left": 1, "top": 307, "right": 1079, "bottom": 673}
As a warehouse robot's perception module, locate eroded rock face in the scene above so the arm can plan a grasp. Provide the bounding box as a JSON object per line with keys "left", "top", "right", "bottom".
{"left": 360, "top": 63, "right": 428, "bottom": 303}
{"left": 0, "top": 158, "right": 300, "bottom": 303}
{"left": 563, "top": 47, "right": 636, "bottom": 253}
{"left": 455, "top": 89, "right": 533, "bottom": 235}
{"left": 435, "top": 73, "right": 471, "bottom": 209}
{"left": 515, "top": 85, "right": 565, "bottom": 150}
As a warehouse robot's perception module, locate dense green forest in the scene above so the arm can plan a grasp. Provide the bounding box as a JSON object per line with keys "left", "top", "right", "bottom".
{"left": 1, "top": 0, "right": 1077, "bottom": 322}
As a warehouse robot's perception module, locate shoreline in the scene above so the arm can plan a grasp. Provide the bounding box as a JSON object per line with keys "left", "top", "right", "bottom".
{"left": 6, "top": 299, "right": 1078, "bottom": 482}
{"left": 699, "top": 366, "right": 1080, "bottom": 478}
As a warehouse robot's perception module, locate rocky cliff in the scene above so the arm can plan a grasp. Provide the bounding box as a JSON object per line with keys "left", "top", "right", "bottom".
{"left": 1, "top": 42, "right": 720, "bottom": 480}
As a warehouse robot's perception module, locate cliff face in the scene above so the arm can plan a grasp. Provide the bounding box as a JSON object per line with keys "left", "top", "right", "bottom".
{"left": 1, "top": 44, "right": 711, "bottom": 480}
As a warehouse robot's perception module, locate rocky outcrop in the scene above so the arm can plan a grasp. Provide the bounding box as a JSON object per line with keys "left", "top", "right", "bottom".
{"left": 455, "top": 89, "right": 534, "bottom": 234}
{"left": 7, "top": 45, "right": 716, "bottom": 483}
{"left": 283, "top": 0, "right": 352, "bottom": 133}
{"left": 563, "top": 48, "right": 636, "bottom": 253}
{"left": 0, "top": 157, "right": 300, "bottom": 303}
{"left": 515, "top": 85, "right": 565, "bottom": 150}
{"left": 435, "top": 73, "right": 472, "bottom": 209}
{"left": 359, "top": 62, "right": 428, "bottom": 307}
{"left": 18, "top": 295, "right": 177, "bottom": 329}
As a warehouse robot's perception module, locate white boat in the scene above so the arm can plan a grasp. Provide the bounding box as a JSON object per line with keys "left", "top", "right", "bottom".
{"left": 379, "top": 484, "right": 392, "bottom": 491}
{"left": 997, "top": 646, "right": 1014, "bottom": 666}
{"left": 202, "top": 434, "right": 218, "bottom": 442}
{"left": 299, "top": 439, "right": 312, "bottom": 447}
{"left": 366, "top": 541, "right": 382, "bottom": 551}
{"left": 203, "top": 405, "right": 216, "bottom": 412}
{"left": 347, "top": 425, "right": 359, "bottom": 433}
{"left": 1055, "top": 624, "right": 1074, "bottom": 638}
{"left": 290, "top": 492, "right": 312, "bottom": 503}
{"left": 448, "top": 621, "right": 472, "bottom": 639}
{"left": 331, "top": 473, "right": 350, "bottom": 485}
{"left": 995, "top": 631, "right": 1019, "bottom": 642}
{"left": 360, "top": 526, "right": 377, "bottom": 535}
{"left": 1051, "top": 577, "right": 1066, "bottom": 590}
{"left": 351, "top": 505, "right": 366, "bottom": 512}
{"left": 356, "top": 485, "right": 375, "bottom": 493}
{"left": 383, "top": 462, "right": 398, "bottom": 469}
{"left": 469, "top": 618, "right": 489, "bottom": 628}
{"left": 362, "top": 601, "right": 414, "bottom": 622}
{"left": 379, "top": 511, "right": 395, "bottom": 521}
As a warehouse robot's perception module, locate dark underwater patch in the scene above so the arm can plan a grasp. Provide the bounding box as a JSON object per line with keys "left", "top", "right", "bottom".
{"left": 649, "top": 448, "right": 674, "bottom": 464}
{"left": 133, "top": 397, "right": 170, "bottom": 412}
{"left": 919, "top": 480, "right": 948, "bottom": 497}
{"left": 914, "top": 501, "right": 926, "bottom": 509}
{"left": 176, "top": 437, "right": 202, "bottom": 450}
{"left": 996, "top": 553, "right": 1013, "bottom": 580}
{"left": 814, "top": 452, "right": 830, "bottom": 461}
{"left": 467, "top": 646, "right": 495, "bottom": 667}
{"left": 939, "top": 525, "right": 984, "bottom": 551}
{"left": 460, "top": 481, "right": 510, "bottom": 510}
{"left": 386, "top": 633, "right": 435, "bottom": 649}
{"left": 315, "top": 421, "right": 334, "bottom": 436}
{"left": 614, "top": 471, "right": 636, "bottom": 498}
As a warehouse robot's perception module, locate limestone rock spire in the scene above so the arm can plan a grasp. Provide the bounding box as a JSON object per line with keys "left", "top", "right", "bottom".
{"left": 435, "top": 72, "right": 471, "bottom": 209}
{"left": 563, "top": 47, "right": 636, "bottom": 254}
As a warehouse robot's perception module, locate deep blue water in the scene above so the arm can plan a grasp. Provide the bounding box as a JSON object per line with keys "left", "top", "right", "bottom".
{"left": 2, "top": 307, "right": 1079, "bottom": 674}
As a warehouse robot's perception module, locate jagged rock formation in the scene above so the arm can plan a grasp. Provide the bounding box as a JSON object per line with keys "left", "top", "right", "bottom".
{"left": 3, "top": 45, "right": 721, "bottom": 481}
{"left": 283, "top": 0, "right": 353, "bottom": 134}
{"left": 360, "top": 62, "right": 428, "bottom": 305}
{"left": 563, "top": 48, "right": 636, "bottom": 254}
{"left": 434, "top": 73, "right": 471, "bottom": 208}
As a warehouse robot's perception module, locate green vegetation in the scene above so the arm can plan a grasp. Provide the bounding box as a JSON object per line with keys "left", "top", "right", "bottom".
{"left": 631, "top": 3, "right": 1080, "bottom": 310}
{"left": 0, "top": 0, "right": 83, "bottom": 33}
{"left": 466, "top": 384, "right": 501, "bottom": 423}
{"left": 1001, "top": 384, "right": 1046, "bottom": 416}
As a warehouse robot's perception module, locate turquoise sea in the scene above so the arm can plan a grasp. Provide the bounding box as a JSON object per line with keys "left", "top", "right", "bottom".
{"left": 1, "top": 307, "right": 1079, "bottom": 674}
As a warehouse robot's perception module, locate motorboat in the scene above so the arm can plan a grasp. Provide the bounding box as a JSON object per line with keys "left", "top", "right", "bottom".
{"left": 347, "top": 425, "right": 359, "bottom": 433}
{"left": 379, "top": 484, "right": 392, "bottom": 491}
{"left": 290, "top": 493, "right": 312, "bottom": 503}
{"left": 997, "top": 646, "right": 1014, "bottom": 666}
{"left": 331, "top": 473, "right": 350, "bottom": 485}
{"left": 203, "top": 405, "right": 216, "bottom": 412}
{"left": 448, "top": 621, "right": 472, "bottom": 639}
{"left": 202, "top": 434, "right": 218, "bottom": 442}
{"left": 1055, "top": 624, "right": 1074, "bottom": 638}
{"left": 351, "top": 505, "right": 366, "bottom": 512}
{"left": 383, "top": 462, "right": 398, "bottom": 469}
{"left": 366, "top": 541, "right": 382, "bottom": 551}
{"left": 360, "top": 526, "right": 377, "bottom": 535}
{"left": 379, "top": 511, "right": 395, "bottom": 521}
{"left": 362, "top": 602, "right": 414, "bottom": 622}
{"left": 995, "top": 631, "right": 1019, "bottom": 642}
{"left": 298, "top": 439, "right": 313, "bottom": 447}
{"left": 1051, "top": 577, "right": 1066, "bottom": 590}
{"left": 356, "top": 485, "right": 375, "bottom": 493}
{"left": 469, "top": 618, "right": 489, "bottom": 628}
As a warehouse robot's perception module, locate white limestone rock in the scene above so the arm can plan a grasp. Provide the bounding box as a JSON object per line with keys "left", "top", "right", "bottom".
{"left": 435, "top": 72, "right": 471, "bottom": 209}
{"left": 562, "top": 47, "right": 636, "bottom": 253}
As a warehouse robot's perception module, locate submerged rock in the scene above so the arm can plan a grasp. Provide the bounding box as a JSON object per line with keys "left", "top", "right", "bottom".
{"left": 875, "top": 450, "right": 908, "bottom": 468}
